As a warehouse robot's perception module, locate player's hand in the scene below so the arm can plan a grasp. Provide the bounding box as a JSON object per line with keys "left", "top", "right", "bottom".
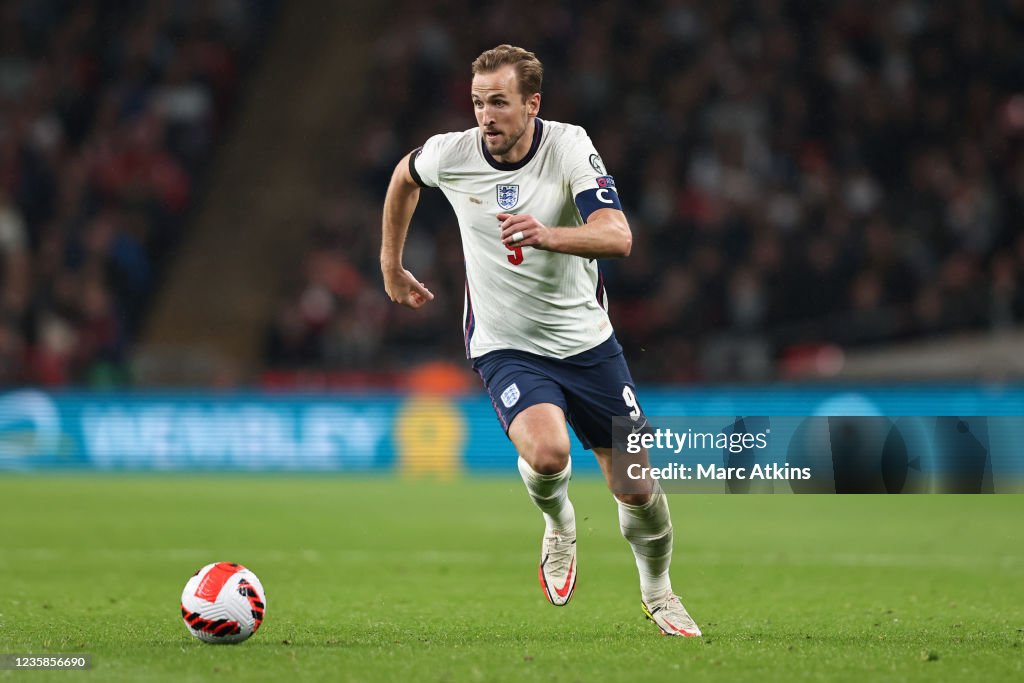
{"left": 382, "top": 266, "right": 434, "bottom": 309}
{"left": 499, "top": 213, "right": 551, "bottom": 250}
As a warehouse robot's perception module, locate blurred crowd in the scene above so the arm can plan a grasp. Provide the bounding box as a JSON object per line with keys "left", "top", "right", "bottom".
{"left": 0, "top": 0, "right": 276, "bottom": 385}
{"left": 268, "top": 0, "right": 1024, "bottom": 383}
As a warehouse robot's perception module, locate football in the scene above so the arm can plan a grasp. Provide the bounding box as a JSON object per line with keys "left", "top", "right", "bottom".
{"left": 180, "top": 562, "right": 266, "bottom": 644}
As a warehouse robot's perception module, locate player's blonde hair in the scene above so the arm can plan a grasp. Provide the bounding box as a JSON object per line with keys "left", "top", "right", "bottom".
{"left": 471, "top": 44, "right": 543, "bottom": 101}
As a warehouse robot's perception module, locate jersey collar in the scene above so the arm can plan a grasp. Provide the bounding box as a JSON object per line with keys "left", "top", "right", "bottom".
{"left": 481, "top": 118, "right": 543, "bottom": 171}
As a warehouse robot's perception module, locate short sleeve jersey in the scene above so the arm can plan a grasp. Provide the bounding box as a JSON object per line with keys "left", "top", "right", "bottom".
{"left": 412, "top": 118, "right": 623, "bottom": 359}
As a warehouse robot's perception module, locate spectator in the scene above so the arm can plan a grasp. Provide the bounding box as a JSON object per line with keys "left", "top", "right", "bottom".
{"left": 268, "top": 0, "right": 1024, "bottom": 383}
{"left": 0, "top": 0, "right": 278, "bottom": 386}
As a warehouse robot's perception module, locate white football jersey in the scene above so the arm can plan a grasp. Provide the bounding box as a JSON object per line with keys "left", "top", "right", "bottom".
{"left": 412, "top": 118, "right": 622, "bottom": 359}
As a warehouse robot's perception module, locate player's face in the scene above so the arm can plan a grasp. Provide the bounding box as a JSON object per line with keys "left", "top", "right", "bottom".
{"left": 471, "top": 65, "right": 539, "bottom": 162}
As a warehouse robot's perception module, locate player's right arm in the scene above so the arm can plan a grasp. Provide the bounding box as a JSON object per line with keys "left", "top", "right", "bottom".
{"left": 381, "top": 151, "right": 434, "bottom": 309}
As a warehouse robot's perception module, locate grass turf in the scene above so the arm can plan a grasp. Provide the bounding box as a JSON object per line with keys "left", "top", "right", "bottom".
{"left": 0, "top": 476, "right": 1021, "bottom": 682}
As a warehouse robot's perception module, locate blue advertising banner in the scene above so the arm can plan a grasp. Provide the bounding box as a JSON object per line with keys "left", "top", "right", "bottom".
{"left": 611, "top": 415, "right": 1024, "bottom": 494}
{"left": 0, "top": 387, "right": 1023, "bottom": 489}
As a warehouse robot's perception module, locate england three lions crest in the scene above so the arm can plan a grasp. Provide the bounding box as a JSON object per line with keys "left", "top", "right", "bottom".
{"left": 496, "top": 184, "right": 519, "bottom": 210}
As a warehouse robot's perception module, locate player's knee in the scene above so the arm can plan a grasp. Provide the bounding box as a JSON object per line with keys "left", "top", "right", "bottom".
{"left": 614, "top": 491, "right": 652, "bottom": 507}
{"left": 521, "top": 441, "right": 571, "bottom": 474}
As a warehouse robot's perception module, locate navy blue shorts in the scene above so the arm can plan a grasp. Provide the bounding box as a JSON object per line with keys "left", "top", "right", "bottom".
{"left": 472, "top": 335, "right": 646, "bottom": 450}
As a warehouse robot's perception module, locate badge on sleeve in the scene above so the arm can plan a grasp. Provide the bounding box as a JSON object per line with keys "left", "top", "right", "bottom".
{"left": 574, "top": 175, "right": 622, "bottom": 220}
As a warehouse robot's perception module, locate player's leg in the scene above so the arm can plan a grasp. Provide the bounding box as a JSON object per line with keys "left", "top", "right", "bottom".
{"left": 509, "top": 402, "right": 575, "bottom": 531}
{"left": 593, "top": 447, "right": 700, "bottom": 636}
{"left": 556, "top": 337, "right": 701, "bottom": 635}
{"left": 473, "top": 353, "right": 577, "bottom": 606}
{"left": 509, "top": 403, "right": 577, "bottom": 606}
{"left": 592, "top": 447, "right": 670, "bottom": 601}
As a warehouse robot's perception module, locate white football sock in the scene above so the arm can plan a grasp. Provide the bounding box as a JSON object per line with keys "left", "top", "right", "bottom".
{"left": 618, "top": 490, "right": 673, "bottom": 601}
{"left": 517, "top": 456, "right": 575, "bottom": 534}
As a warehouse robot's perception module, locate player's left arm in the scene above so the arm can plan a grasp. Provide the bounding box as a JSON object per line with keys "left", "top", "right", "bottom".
{"left": 498, "top": 208, "right": 632, "bottom": 259}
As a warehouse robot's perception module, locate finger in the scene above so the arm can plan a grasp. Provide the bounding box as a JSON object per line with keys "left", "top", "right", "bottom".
{"left": 406, "top": 289, "right": 432, "bottom": 308}
{"left": 503, "top": 229, "right": 527, "bottom": 245}
{"left": 503, "top": 231, "right": 532, "bottom": 245}
{"left": 500, "top": 218, "right": 529, "bottom": 239}
{"left": 401, "top": 271, "right": 433, "bottom": 300}
{"left": 499, "top": 213, "right": 525, "bottom": 232}
{"left": 411, "top": 280, "right": 434, "bottom": 300}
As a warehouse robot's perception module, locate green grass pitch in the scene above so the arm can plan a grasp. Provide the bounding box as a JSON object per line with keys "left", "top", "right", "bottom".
{"left": 0, "top": 475, "right": 1021, "bottom": 682}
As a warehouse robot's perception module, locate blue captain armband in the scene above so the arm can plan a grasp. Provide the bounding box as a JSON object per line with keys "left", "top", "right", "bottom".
{"left": 574, "top": 176, "right": 622, "bottom": 221}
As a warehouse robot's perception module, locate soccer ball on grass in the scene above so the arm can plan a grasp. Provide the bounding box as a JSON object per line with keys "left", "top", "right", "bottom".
{"left": 180, "top": 562, "right": 266, "bottom": 644}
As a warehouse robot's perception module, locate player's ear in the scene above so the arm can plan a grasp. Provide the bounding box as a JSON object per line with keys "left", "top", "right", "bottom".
{"left": 528, "top": 92, "right": 541, "bottom": 116}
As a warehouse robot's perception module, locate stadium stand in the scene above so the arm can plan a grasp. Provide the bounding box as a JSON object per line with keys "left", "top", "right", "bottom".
{"left": 0, "top": 0, "right": 277, "bottom": 385}
{"left": 266, "top": 0, "right": 1024, "bottom": 383}
{"left": 3, "top": 1, "right": 1022, "bottom": 386}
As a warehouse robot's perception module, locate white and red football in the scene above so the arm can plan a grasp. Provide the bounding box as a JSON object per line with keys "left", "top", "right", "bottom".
{"left": 180, "top": 562, "right": 266, "bottom": 644}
